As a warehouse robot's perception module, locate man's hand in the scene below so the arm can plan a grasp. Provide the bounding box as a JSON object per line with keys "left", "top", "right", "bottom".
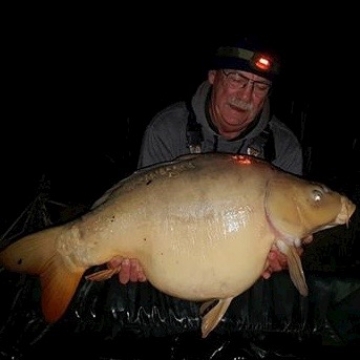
{"left": 261, "top": 235, "right": 313, "bottom": 279}
{"left": 111, "top": 250, "right": 301, "bottom": 284}
{"left": 261, "top": 247, "right": 294, "bottom": 279}
{"left": 107, "top": 256, "right": 147, "bottom": 285}
{"left": 109, "top": 235, "right": 313, "bottom": 284}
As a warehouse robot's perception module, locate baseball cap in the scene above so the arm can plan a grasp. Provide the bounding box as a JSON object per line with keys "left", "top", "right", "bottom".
{"left": 210, "top": 36, "right": 280, "bottom": 81}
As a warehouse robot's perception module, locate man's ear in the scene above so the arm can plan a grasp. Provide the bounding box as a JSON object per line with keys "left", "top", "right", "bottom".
{"left": 208, "top": 70, "right": 216, "bottom": 84}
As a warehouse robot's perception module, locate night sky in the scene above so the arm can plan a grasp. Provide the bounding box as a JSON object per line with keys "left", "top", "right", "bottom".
{"left": 2, "top": 6, "right": 359, "bottom": 227}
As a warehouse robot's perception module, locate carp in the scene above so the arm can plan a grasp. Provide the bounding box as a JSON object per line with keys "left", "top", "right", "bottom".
{"left": 0, "top": 153, "right": 356, "bottom": 338}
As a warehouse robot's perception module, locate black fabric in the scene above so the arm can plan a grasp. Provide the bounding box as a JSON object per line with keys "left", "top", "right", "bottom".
{"left": 0, "top": 268, "right": 359, "bottom": 359}
{"left": 185, "top": 99, "right": 203, "bottom": 150}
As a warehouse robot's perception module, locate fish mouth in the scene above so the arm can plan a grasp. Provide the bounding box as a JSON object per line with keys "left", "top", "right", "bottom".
{"left": 335, "top": 195, "right": 357, "bottom": 227}
{"left": 315, "top": 195, "right": 357, "bottom": 233}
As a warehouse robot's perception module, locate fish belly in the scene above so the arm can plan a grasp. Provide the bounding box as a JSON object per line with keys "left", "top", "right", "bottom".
{"left": 138, "top": 216, "right": 274, "bottom": 301}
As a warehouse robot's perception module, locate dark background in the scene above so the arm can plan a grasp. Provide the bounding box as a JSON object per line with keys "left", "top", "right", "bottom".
{"left": 2, "top": 5, "right": 359, "bottom": 226}
{"left": 1, "top": 7, "right": 360, "bottom": 359}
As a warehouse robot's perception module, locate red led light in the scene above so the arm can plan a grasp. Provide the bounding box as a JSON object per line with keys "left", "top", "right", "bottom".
{"left": 254, "top": 57, "right": 271, "bottom": 71}
{"left": 232, "top": 155, "right": 253, "bottom": 165}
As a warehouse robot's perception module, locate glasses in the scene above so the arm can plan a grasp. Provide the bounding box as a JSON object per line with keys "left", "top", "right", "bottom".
{"left": 221, "top": 70, "right": 272, "bottom": 95}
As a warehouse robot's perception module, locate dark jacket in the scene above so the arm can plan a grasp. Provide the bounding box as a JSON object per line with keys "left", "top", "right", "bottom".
{"left": 138, "top": 81, "right": 303, "bottom": 175}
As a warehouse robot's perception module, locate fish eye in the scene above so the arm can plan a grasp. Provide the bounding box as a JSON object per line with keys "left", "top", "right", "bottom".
{"left": 312, "top": 189, "right": 323, "bottom": 202}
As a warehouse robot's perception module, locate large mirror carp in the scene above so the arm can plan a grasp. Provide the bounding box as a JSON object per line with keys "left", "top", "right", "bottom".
{"left": 0, "top": 153, "right": 356, "bottom": 338}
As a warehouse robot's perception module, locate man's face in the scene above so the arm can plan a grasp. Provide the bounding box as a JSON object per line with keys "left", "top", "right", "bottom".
{"left": 208, "top": 69, "right": 272, "bottom": 139}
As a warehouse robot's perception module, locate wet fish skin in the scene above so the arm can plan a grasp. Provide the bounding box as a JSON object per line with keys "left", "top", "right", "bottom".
{"left": 0, "top": 153, "right": 356, "bottom": 338}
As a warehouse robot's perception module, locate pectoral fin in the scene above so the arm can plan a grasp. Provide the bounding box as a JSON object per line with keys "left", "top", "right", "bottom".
{"left": 85, "top": 256, "right": 129, "bottom": 281}
{"left": 276, "top": 240, "right": 308, "bottom": 296}
{"left": 200, "top": 297, "right": 234, "bottom": 338}
{"left": 85, "top": 268, "right": 118, "bottom": 281}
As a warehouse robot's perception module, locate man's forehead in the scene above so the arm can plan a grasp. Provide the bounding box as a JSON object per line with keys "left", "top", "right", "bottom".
{"left": 222, "top": 69, "right": 272, "bottom": 83}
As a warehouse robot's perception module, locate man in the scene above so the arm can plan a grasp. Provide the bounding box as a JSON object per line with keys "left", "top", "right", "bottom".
{"left": 109, "top": 36, "right": 309, "bottom": 284}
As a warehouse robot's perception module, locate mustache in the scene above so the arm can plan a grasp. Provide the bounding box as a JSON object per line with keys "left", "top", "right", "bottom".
{"left": 228, "top": 98, "right": 253, "bottom": 111}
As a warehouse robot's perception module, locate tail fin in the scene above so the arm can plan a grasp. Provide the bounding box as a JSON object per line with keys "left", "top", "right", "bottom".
{"left": 0, "top": 226, "right": 85, "bottom": 322}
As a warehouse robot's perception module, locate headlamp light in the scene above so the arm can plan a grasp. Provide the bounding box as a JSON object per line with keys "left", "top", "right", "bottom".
{"left": 215, "top": 46, "right": 280, "bottom": 77}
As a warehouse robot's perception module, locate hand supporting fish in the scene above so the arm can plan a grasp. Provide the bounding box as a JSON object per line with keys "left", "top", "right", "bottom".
{"left": 101, "top": 244, "right": 311, "bottom": 285}
{"left": 262, "top": 235, "right": 313, "bottom": 279}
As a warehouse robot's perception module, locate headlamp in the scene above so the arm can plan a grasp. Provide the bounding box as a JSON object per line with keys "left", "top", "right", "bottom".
{"left": 252, "top": 54, "right": 273, "bottom": 72}
{"left": 215, "top": 46, "right": 280, "bottom": 77}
